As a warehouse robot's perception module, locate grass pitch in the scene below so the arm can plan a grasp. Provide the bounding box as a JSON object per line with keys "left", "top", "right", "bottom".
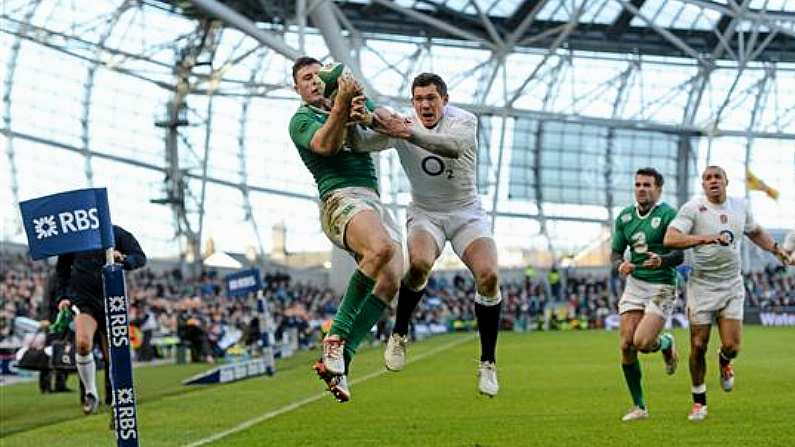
{"left": 2, "top": 326, "right": 793, "bottom": 446}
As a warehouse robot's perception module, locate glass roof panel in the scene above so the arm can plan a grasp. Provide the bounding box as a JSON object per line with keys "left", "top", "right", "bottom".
{"left": 485, "top": 0, "right": 523, "bottom": 17}
{"left": 631, "top": 0, "right": 720, "bottom": 30}
{"left": 750, "top": 0, "right": 795, "bottom": 12}
{"left": 581, "top": 0, "right": 625, "bottom": 24}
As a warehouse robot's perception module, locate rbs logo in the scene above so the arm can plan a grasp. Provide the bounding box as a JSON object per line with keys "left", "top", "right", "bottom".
{"left": 32, "top": 208, "right": 100, "bottom": 240}
{"left": 229, "top": 276, "right": 257, "bottom": 291}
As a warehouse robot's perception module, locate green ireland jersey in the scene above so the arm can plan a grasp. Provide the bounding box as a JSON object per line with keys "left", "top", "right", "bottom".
{"left": 611, "top": 202, "right": 678, "bottom": 285}
{"left": 288, "top": 102, "right": 377, "bottom": 199}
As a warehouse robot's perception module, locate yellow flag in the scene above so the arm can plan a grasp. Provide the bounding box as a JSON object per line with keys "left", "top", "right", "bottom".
{"left": 746, "top": 170, "right": 779, "bottom": 200}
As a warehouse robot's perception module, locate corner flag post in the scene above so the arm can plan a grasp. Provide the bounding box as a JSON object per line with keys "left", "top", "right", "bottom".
{"left": 103, "top": 248, "right": 140, "bottom": 446}
{"left": 18, "top": 188, "right": 139, "bottom": 446}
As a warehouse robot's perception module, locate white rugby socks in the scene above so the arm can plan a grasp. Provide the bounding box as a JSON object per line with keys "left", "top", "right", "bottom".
{"left": 76, "top": 352, "right": 98, "bottom": 397}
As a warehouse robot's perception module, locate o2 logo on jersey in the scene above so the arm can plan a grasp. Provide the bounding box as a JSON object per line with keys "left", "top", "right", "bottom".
{"left": 719, "top": 230, "right": 735, "bottom": 247}
{"left": 421, "top": 156, "right": 454, "bottom": 179}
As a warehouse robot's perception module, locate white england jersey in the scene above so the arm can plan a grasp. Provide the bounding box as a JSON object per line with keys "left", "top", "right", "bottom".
{"left": 393, "top": 105, "right": 480, "bottom": 211}
{"left": 669, "top": 196, "right": 760, "bottom": 282}
{"left": 783, "top": 230, "right": 795, "bottom": 252}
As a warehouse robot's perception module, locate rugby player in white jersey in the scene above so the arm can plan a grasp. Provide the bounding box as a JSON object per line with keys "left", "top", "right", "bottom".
{"left": 348, "top": 73, "right": 502, "bottom": 396}
{"left": 664, "top": 165, "right": 790, "bottom": 421}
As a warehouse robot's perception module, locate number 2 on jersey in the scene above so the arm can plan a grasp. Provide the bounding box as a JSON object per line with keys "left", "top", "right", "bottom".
{"left": 631, "top": 231, "right": 648, "bottom": 254}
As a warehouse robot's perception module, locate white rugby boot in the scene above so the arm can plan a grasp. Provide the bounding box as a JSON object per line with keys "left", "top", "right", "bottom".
{"left": 477, "top": 361, "right": 499, "bottom": 397}
{"left": 384, "top": 333, "right": 408, "bottom": 371}
{"left": 621, "top": 406, "right": 649, "bottom": 422}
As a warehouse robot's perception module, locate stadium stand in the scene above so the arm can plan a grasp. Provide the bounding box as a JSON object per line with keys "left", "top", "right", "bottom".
{"left": 3, "top": 252, "right": 792, "bottom": 364}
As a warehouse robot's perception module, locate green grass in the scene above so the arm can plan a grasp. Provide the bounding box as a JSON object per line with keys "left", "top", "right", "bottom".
{"left": 2, "top": 327, "right": 794, "bottom": 446}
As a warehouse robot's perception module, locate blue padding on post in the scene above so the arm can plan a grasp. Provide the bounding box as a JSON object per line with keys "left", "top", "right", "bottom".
{"left": 103, "top": 264, "right": 139, "bottom": 446}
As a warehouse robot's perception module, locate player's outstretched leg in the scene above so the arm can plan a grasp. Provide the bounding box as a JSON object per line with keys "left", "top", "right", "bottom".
{"left": 719, "top": 349, "right": 736, "bottom": 392}
{"left": 688, "top": 325, "right": 711, "bottom": 421}
{"left": 384, "top": 331, "right": 408, "bottom": 372}
{"left": 620, "top": 360, "right": 647, "bottom": 421}
{"left": 74, "top": 314, "right": 100, "bottom": 415}
{"left": 641, "top": 331, "right": 678, "bottom": 375}
{"left": 475, "top": 299, "right": 501, "bottom": 397}
{"left": 384, "top": 282, "right": 422, "bottom": 371}
{"left": 313, "top": 360, "right": 351, "bottom": 403}
{"left": 620, "top": 311, "right": 647, "bottom": 421}
{"left": 716, "top": 317, "right": 742, "bottom": 392}
{"left": 345, "top": 250, "right": 401, "bottom": 369}
{"left": 323, "top": 269, "right": 377, "bottom": 376}
{"left": 658, "top": 333, "right": 678, "bottom": 375}
{"left": 461, "top": 237, "right": 502, "bottom": 397}
{"left": 477, "top": 360, "right": 499, "bottom": 397}
{"left": 386, "top": 229, "right": 437, "bottom": 371}
{"left": 321, "top": 335, "right": 346, "bottom": 376}
{"left": 339, "top": 212, "right": 401, "bottom": 379}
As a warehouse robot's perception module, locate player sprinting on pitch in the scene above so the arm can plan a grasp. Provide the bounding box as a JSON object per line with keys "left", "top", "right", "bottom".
{"left": 611, "top": 168, "right": 683, "bottom": 421}
{"left": 348, "top": 73, "right": 502, "bottom": 396}
{"left": 288, "top": 56, "right": 407, "bottom": 403}
{"left": 664, "top": 165, "right": 790, "bottom": 421}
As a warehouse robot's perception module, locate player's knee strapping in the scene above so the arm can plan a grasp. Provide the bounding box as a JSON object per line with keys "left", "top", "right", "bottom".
{"left": 474, "top": 290, "right": 502, "bottom": 306}
{"left": 720, "top": 347, "right": 738, "bottom": 360}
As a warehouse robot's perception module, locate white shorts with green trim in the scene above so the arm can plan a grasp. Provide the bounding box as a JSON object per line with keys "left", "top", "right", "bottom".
{"left": 319, "top": 186, "right": 401, "bottom": 254}
{"left": 619, "top": 275, "right": 676, "bottom": 318}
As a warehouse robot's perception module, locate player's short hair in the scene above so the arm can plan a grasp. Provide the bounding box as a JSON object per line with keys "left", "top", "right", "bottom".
{"left": 412, "top": 73, "right": 448, "bottom": 98}
{"left": 703, "top": 165, "right": 728, "bottom": 180}
{"left": 292, "top": 56, "right": 321, "bottom": 83}
{"left": 635, "top": 167, "right": 664, "bottom": 187}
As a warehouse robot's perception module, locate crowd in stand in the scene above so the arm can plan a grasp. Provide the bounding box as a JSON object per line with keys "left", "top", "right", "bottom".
{"left": 744, "top": 265, "right": 795, "bottom": 309}
{"left": 1, "top": 251, "right": 793, "bottom": 364}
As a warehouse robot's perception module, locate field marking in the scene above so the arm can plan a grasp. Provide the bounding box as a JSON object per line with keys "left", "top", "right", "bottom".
{"left": 184, "top": 334, "right": 476, "bottom": 447}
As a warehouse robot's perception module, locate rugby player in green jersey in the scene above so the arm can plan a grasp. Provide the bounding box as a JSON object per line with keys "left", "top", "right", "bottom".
{"left": 288, "top": 57, "right": 409, "bottom": 403}
{"left": 611, "top": 168, "right": 684, "bottom": 421}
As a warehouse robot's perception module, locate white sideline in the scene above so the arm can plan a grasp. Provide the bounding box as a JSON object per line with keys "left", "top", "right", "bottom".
{"left": 184, "top": 334, "right": 476, "bottom": 447}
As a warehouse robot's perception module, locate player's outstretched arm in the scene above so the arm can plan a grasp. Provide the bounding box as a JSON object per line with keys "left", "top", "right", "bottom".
{"left": 309, "top": 76, "right": 357, "bottom": 156}
{"left": 663, "top": 227, "right": 720, "bottom": 249}
{"left": 348, "top": 124, "right": 392, "bottom": 153}
{"left": 746, "top": 227, "right": 790, "bottom": 265}
{"left": 404, "top": 117, "right": 475, "bottom": 159}
{"left": 348, "top": 95, "right": 409, "bottom": 151}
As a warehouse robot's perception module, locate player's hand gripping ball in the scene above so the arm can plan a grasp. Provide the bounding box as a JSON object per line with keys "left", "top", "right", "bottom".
{"left": 314, "top": 62, "right": 355, "bottom": 100}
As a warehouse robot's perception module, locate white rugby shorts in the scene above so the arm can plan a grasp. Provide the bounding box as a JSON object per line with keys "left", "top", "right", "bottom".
{"left": 686, "top": 274, "right": 744, "bottom": 325}
{"left": 406, "top": 202, "right": 492, "bottom": 257}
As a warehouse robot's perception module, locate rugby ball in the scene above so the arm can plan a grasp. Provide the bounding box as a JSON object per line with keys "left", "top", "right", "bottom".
{"left": 315, "top": 62, "right": 353, "bottom": 99}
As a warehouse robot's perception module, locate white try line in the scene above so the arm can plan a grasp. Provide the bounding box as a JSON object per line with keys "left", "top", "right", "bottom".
{"left": 185, "top": 334, "right": 476, "bottom": 447}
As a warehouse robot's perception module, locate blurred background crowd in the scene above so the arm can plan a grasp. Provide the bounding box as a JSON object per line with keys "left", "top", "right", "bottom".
{"left": 2, "top": 252, "right": 792, "bottom": 366}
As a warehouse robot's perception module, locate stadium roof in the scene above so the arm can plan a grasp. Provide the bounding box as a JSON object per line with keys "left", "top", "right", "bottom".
{"left": 1, "top": 0, "right": 793, "bottom": 264}
{"left": 155, "top": 0, "right": 795, "bottom": 62}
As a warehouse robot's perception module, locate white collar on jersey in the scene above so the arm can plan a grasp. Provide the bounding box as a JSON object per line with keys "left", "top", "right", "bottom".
{"left": 305, "top": 103, "right": 330, "bottom": 116}
{"left": 700, "top": 195, "right": 729, "bottom": 209}
{"left": 634, "top": 201, "right": 659, "bottom": 220}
